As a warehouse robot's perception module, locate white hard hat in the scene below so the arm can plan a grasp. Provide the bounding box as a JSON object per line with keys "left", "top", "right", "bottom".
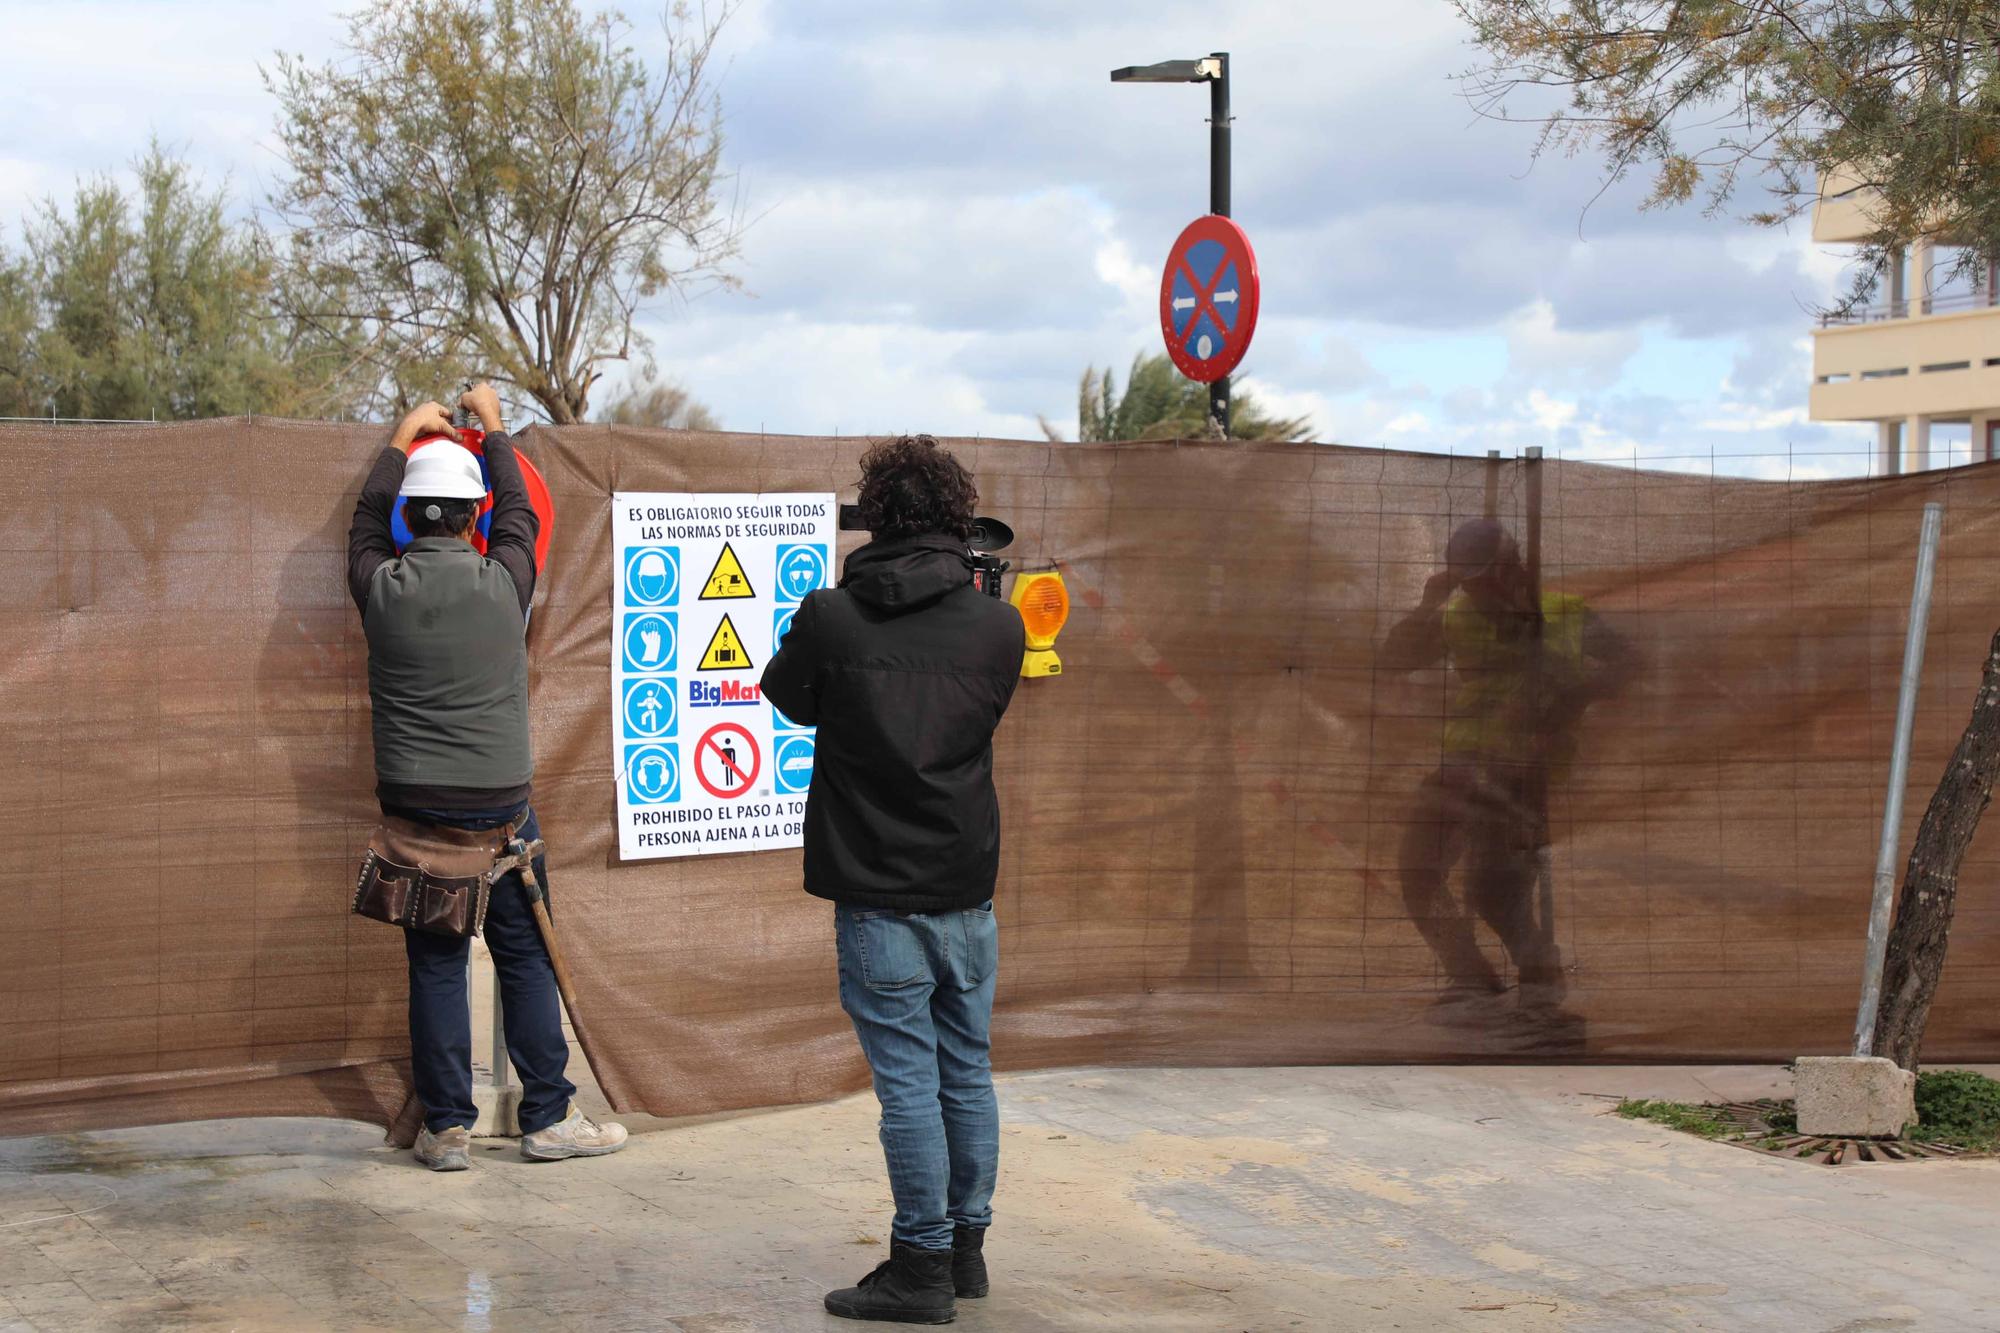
{"left": 399, "top": 442, "right": 488, "bottom": 500}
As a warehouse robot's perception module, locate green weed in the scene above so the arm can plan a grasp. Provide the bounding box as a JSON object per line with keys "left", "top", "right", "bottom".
{"left": 1909, "top": 1069, "right": 2000, "bottom": 1152}
{"left": 1614, "top": 1098, "right": 1733, "bottom": 1139}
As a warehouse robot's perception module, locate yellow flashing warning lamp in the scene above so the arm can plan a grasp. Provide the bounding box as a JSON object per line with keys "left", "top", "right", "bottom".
{"left": 1009, "top": 571, "right": 1069, "bottom": 678}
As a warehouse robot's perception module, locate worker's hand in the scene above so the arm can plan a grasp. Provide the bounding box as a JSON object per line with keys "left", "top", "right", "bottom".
{"left": 389, "top": 401, "right": 461, "bottom": 453}
{"left": 459, "top": 382, "right": 504, "bottom": 433}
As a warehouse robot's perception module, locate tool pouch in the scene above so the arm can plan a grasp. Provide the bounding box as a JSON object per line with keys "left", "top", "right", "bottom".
{"left": 351, "top": 815, "right": 518, "bottom": 937}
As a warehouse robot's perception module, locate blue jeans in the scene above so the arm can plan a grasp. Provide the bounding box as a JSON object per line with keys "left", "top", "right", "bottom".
{"left": 401, "top": 807, "right": 575, "bottom": 1135}
{"left": 836, "top": 902, "right": 1000, "bottom": 1252}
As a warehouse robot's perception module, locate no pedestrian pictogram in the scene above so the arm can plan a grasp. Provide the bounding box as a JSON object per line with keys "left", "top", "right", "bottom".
{"left": 694, "top": 722, "right": 760, "bottom": 799}
{"left": 699, "top": 542, "right": 756, "bottom": 599}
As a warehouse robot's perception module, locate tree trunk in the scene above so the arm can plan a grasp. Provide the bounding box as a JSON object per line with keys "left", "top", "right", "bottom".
{"left": 529, "top": 380, "right": 578, "bottom": 425}
{"left": 1872, "top": 627, "right": 2000, "bottom": 1069}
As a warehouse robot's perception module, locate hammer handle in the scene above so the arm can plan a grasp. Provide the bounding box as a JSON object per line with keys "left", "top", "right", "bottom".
{"left": 517, "top": 863, "right": 606, "bottom": 1080}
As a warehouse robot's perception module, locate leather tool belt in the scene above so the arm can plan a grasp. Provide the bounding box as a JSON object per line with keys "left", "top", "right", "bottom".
{"left": 351, "top": 815, "right": 533, "bottom": 937}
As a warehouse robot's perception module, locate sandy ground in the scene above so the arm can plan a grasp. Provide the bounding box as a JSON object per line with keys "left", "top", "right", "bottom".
{"left": 1, "top": 1059, "right": 1997, "bottom": 1332}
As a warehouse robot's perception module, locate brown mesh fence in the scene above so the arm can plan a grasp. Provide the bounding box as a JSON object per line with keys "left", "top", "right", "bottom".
{"left": 2, "top": 417, "right": 1997, "bottom": 1139}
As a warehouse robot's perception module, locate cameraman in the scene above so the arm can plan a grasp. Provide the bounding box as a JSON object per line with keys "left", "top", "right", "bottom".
{"left": 761, "top": 435, "right": 1026, "bottom": 1325}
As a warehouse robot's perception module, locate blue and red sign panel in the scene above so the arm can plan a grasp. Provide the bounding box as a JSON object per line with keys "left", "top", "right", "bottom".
{"left": 1159, "top": 215, "right": 1261, "bottom": 384}
{"left": 391, "top": 426, "right": 557, "bottom": 574}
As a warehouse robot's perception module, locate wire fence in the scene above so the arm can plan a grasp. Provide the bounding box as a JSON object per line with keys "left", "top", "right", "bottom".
{"left": 7, "top": 414, "right": 1989, "bottom": 485}
{"left": 5, "top": 418, "right": 1997, "bottom": 1143}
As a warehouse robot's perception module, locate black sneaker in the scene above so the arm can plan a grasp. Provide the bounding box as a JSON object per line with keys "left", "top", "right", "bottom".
{"left": 824, "top": 1242, "right": 956, "bottom": 1324}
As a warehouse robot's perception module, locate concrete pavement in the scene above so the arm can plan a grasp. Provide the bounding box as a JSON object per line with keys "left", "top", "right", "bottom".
{"left": 0, "top": 1064, "right": 1995, "bottom": 1331}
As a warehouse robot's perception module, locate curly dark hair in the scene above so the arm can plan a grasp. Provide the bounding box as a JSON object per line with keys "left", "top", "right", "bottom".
{"left": 854, "top": 434, "right": 977, "bottom": 541}
{"left": 402, "top": 496, "right": 481, "bottom": 540}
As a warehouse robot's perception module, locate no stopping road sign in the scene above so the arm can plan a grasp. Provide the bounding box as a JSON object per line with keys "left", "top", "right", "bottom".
{"left": 1159, "top": 214, "right": 1261, "bottom": 384}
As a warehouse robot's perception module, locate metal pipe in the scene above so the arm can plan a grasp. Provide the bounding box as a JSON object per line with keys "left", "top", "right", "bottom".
{"left": 1209, "top": 52, "right": 1231, "bottom": 439}
{"left": 1523, "top": 448, "right": 1555, "bottom": 958}
{"left": 487, "top": 952, "right": 511, "bottom": 1092}
{"left": 1853, "top": 500, "right": 1945, "bottom": 1056}
{"left": 1523, "top": 447, "right": 1544, "bottom": 588}
{"left": 1208, "top": 53, "right": 1229, "bottom": 219}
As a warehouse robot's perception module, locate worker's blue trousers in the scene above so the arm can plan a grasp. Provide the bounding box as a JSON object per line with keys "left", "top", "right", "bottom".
{"left": 400, "top": 807, "right": 575, "bottom": 1135}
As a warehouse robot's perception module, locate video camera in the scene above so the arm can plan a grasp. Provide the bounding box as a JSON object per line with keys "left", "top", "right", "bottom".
{"left": 837, "top": 504, "right": 1015, "bottom": 599}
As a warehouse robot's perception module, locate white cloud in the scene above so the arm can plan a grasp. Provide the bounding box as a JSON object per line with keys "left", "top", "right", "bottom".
{"left": 1696, "top": 403, "right": 1812, "bottom": 434}
{"left": 1233, "top": 374, "right": 1332, "bottom": 441}
{"left": 1504, "top": 302, "right": 1642, "bottom": 388}
{"left": 640, "top": 314, "right": 1046, "bottom": 440}
{"left": 1091, "top": 234, "right": 1153, "bottom": 310}
{"left": 1525, "top": 389, "right": 1579, "bottom": 432}
{"left": 0, "top": 2, "right": 347, "bottom": 227}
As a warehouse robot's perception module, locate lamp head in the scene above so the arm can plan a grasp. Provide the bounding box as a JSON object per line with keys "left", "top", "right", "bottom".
{"left": 1109, "top": 56, "right": 1222, "bottom": 83}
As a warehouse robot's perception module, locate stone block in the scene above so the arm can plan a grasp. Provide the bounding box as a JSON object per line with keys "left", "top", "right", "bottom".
{"left": 1793, "top": 1055, "right": 1917, "bottom": 1139}
{"left": 472, "top": 1081, "right": 521, "bottom": 1138}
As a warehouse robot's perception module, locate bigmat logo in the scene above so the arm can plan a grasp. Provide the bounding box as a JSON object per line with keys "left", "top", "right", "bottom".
{"left": 690, "top": 679, "right": 763, "bottom": 708}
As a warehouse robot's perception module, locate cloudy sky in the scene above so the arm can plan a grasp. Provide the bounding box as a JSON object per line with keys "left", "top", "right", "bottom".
{"left": 1, "top": 0, "right": 1895, "bottom": 476}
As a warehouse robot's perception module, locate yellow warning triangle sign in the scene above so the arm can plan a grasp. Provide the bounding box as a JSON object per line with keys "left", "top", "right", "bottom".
{"left": 697, "top": 614, "right": 754, "bottom": 671}
{"left": 699, "top": 542, "right": 756, "bottom": 599}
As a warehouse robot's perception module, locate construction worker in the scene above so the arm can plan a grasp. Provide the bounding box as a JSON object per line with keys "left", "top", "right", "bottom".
{"left": 347, "top": 384, "right": 626, "bottom": 1171}
{"left": 1384, "top": 518, "right": 1632, "bottom": 1034}
{"left": 763, "top": 435, "right": 1026, "bottom": 1325}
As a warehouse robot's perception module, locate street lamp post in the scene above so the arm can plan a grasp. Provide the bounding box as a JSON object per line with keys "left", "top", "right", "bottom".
{"left": 1111, "top": 51, "right": 1233, "bottom": 436}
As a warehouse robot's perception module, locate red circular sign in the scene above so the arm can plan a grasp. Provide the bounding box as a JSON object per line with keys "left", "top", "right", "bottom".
{"left": 694, "top": 723, "right": 761, "bottom": 800}
{"left": 1159, "top": 215, "right": 1261, "bottom": 384}
{"left": 400, "top": 427, "right": 557, "bottom": 574}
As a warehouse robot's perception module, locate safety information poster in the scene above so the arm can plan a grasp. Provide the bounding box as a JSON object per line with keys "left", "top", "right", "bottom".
{"left": 611, "top": 492, "right": 834, "bottom": 860}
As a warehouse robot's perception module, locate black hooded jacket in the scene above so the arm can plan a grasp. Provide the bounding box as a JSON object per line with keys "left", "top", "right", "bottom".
{"left": 760, "top": 533, "right": 1026, "bottom": 911}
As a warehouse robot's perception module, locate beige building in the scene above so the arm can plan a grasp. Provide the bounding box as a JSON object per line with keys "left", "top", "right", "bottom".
{"left": 1810, "top": 169, "right": 2000, "bottom": 472}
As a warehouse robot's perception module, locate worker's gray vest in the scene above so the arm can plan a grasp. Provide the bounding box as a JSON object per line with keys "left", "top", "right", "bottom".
{"left": 363, "top": 538, "right": 533, "bottom": 790}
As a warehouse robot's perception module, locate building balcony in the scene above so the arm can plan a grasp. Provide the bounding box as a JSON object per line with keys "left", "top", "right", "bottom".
{"left": 1819, "top": 288, "right": 2000, "bottom": 327}
{"left": 1812, "top": 166, "right": 1975, "bottom": 247}
{"left": 1810, "top": 300, "right": 2000, "bottom": 424}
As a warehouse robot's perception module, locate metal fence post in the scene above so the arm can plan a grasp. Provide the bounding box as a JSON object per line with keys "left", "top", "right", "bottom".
{"left": 1853, "top": 501, "right": 1945, "bottom": 1056}
{"left": 472, "top": 943, "right": 519, "bottom": 1135}
{"left": 488, "top": 955, "right": 510, "bottom": 1094}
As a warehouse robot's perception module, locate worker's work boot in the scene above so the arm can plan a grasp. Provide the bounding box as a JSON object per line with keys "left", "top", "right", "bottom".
{"left": 520, "top": 1105, "right": 628, "bottom": 1161}
{"left": 951, "top": 1225, "right": 987, "bottom": 1298}
{"left": 414, "top": 1125, "right": 471, "bottom": 1172}
{"left": 823, "top": 1242, "right": 955, "bottom": 1324}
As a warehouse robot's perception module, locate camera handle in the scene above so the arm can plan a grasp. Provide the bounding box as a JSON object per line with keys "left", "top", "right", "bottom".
{"left": 972, "top": 555, "right": 1010, "bottom": 599}
{"left": 449, "top": 381, "right": 476, "bottom": 432}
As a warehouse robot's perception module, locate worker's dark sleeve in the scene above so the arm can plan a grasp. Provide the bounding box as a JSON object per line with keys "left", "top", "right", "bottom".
{"left": 1380, "top": 602, "right": 1449, "bottom": 673}
{"left": 482, "top": 431, "right": 538, "bottom": 615}
{"left": 760, "top": 593, "right": 822, "bottom": 726}
{"left": 347, "top": 447, "right": 406, "bottom": 613}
